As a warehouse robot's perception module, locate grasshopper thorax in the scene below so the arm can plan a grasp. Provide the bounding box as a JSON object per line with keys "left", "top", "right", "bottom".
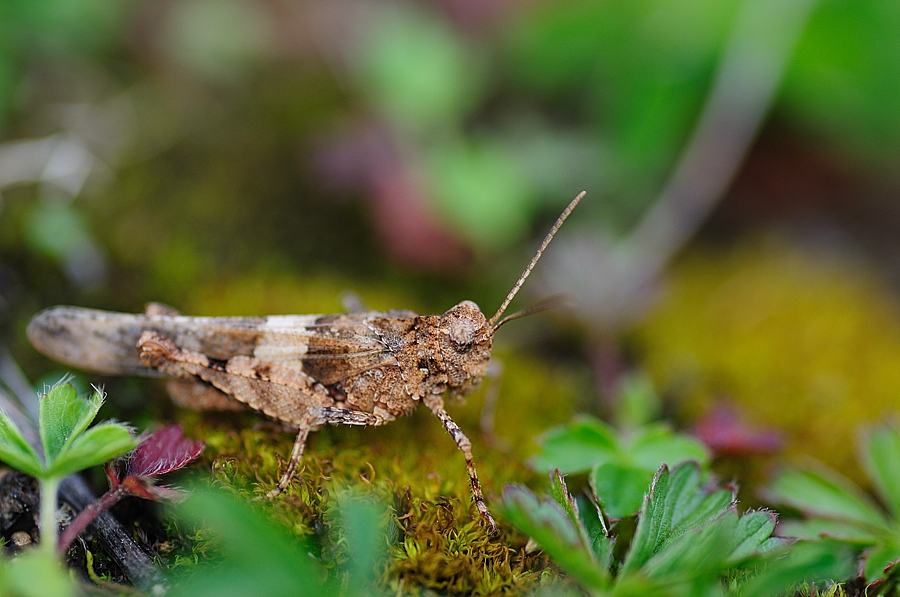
{"left": 438, "top": 300, "right": 492, "bottom": 395}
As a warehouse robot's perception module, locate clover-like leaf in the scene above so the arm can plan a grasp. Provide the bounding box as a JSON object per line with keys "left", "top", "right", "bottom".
{"left": 0, "top": 408, "right": 43, "bottom": 478}
{"left": 626, "top": 424, "right": 709, "bottom": 472}
{"left": 39, "top": 382, "right": 102, "bottom": 463}
{"left": 46, "top": 422, "right": 137, "bottom": 478}
{"left": 530, "top": 416, "right": 617, "bottom": 474}
{"left": 532, "top": 415, "right": 711, "bottom": 523}
{"left": 590, "top": 462, "right": 650, "bottom": 520}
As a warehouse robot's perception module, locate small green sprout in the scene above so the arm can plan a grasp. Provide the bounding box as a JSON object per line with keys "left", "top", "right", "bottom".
{"left": 0, "top": 378, "right": 137, "bottom": 556}
{"left": 765, "top": 421, "right": 900, "bottom": 587}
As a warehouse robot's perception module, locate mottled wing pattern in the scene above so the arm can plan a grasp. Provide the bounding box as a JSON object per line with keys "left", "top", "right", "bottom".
{"left": 27, "top": 306, "right": 420, "bottom": 417}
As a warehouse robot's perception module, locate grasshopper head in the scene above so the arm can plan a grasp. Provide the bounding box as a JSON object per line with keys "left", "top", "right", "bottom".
{"left": 439, "top": 300, "right": 492, "bottom": 395}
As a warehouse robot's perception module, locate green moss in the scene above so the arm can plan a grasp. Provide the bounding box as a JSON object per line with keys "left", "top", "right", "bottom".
{"left": 177, "top": 350, "right": 585, "bottom": 594}
{"left": 634, "top": 237, "right": 900, "bottom": 482}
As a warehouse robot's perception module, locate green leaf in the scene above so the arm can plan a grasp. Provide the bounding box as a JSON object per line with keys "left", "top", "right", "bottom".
{"left": 0, "top": 408, "right": 44, "bottom": 478}
{"left": 641, "top": 509, "right": 736, "bottom": 581}
{"left": 39, "top": 382, "right": 102, "bottom": 463}
{"left": 626, "top": 425, "right": 710, "bottom": 472}
{"left": 354, "top": 7, "right": 480, "bottom": 133}
{"left": 765, "top": 466, "right": 888, "bottom": 532}
{"left": 46, "top": 422, "right": 136, "bottom": 478}
{"left": 576, "top": 494, "right": 615, "bottom": 567}
{"left": 862, "top": 541, "right": 900, "bottom": 583}
{"left": 331, "top": 491, "right": 388, "bottom": 595}
{"left": 861, "top": 423, "right": 900, "bottom": 519}
{"left": 622, "top": 464, "right": 674, "bottom": 575}
{"left": 728, "top": 510, "right": 785, "bottom": 563}
{"left": 548, "top": 470, "right": 587, "bottom": 545}
{"left": 500, "top": 485, "right": 609, "bottom": 591}
{"left": 0, "top": 547, "right": 77, "bottom": 597}
{"left": 590, "top": 462, "right": 651, "bottom": 520}
{"left": 428, "top": 137, "right": 532, "bottom": 248}
{"left": 776, "top": 518, "right": 880, "bottom": 544}
{"left": 735, "top": 540, "right": 855, "bottom": 597}
{"left": 168, "top": 488, "right": 333, "bottom": 597}
{"left": 531, "top": 416, "right": 617, "bottom": 474}
{"left": 621, "top": 463, "right": 733, "bottom": 576}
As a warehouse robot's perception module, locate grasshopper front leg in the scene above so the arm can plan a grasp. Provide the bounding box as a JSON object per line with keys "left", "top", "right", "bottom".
{"left": 423, "top": 394, "right": 499, "bottom": 535}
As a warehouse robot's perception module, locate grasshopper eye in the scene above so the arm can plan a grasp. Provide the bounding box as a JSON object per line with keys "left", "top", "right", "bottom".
{"left": 449, "top": 317, "right": 476, "bottom": 347}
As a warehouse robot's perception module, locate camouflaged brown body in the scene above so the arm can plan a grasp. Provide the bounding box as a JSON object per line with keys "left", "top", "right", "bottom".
{"left": 27, "top": 303, "right": 492, "bottom": 424}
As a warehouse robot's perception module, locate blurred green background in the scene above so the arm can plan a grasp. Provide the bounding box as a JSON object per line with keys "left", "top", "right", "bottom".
{"left": 3, "top": 0, "right": 900, "bottom": 478}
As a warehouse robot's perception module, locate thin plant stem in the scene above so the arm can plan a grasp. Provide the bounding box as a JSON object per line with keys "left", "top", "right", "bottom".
{"left": 58, "top": 485, "right": 129, "bottom": 553}
{"left": 40, "top": 476, "right": 61, "bottom": 557}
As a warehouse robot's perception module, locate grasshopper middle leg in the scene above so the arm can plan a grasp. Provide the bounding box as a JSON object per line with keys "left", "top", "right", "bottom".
{"left": 264, "top": 407, "right": 384, "bottom": 499}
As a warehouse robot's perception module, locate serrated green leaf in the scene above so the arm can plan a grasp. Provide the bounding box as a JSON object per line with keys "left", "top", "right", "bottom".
{"left": 627, "top": 424, "right": 710, "bottom": 472}
{"left": 548, "top": 471, "right": 588, "bottom": 547}
{"left": 728, "top": 510, "right": 781, "bottom": 563}
{"left": 670, "top": 484, "right": 734, "bottom": 539}
{"left": 590, "top": 461, "right": 651, "bottom": 520}
{"left": 765, "top": 466, "right": 888, "bottom": 532}
{"left": 39, "top": 382, "right": 102, "bottom": 463}
{"left": 861, "top": 423, "right": 900, "bottom": 519}
{"left": 46, "top": 422, "right": 136, "bottom": 477}
{"left": 500, "top": 485, "right": 609, "bottom": 590}
{"left": 0, "top": 408, "right": 44, "bottom": 478}
{"left": 642, "top": 510, "right": 736, "bottom": 580}
{"left": 530, "top": 416, "right": 617, "bottom": 474}
{"left": 862, "top": 541, "right": 900, "bottom": 583}
{"left": 622, "top": 464, "right": 673, "bottom": 575}
{"left": 621, "top": 463, "right": 733, "bottom": 576}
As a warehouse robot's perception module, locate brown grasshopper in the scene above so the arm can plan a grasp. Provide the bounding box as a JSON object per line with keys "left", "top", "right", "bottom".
{"left": 27, "top": 191, "right": 585, "bottom": 533}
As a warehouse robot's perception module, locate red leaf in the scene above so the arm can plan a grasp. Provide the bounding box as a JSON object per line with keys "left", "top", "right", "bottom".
{"left": 126, "top": 425, "right": 205, "bottom": 477}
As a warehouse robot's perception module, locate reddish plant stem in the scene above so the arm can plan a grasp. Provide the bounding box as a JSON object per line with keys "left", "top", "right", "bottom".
{"left": 58, "top": 485, "right": 129, "bottom": 553}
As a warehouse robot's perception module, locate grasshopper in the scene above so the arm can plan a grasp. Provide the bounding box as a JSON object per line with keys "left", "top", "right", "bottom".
{"left": 27, "top": 191, "right": 585, "bottom": 533}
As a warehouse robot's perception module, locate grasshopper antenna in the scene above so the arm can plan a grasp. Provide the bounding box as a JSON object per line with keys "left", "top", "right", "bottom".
{"left": 487, "top": 191, "right": 586, "bottom": 329}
